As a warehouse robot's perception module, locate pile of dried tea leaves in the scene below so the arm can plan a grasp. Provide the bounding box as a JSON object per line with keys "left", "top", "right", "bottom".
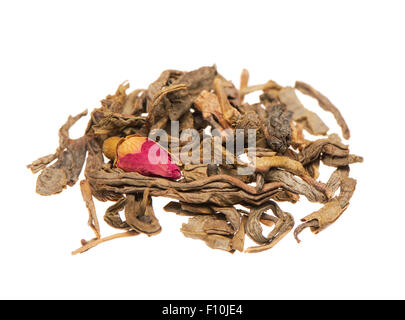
{"left": 28, "top": 65, "right": 362, "bottom": 254}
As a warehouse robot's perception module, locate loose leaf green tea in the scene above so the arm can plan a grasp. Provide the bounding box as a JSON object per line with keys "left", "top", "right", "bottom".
{"left": 27, "top": 65, "right": 362, "bottom": 254}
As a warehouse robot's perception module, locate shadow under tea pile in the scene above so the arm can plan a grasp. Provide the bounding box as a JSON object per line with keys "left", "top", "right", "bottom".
{"left": 27, "top": 66, "right": 363, "bottom": 254}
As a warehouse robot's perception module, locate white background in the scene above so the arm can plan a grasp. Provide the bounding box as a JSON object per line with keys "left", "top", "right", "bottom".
{"left": 1, "top": 0, "right": 404, "bottom": 299}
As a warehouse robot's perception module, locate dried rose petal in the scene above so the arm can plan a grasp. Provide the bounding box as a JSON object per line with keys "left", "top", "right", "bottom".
{"left": 116, "top": 139, "right": 181, "bottom": 179}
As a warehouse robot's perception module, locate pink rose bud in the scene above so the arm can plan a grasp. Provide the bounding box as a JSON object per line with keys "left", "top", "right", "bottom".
{"left": 103, "top": 135, "right": 181, "bottom": 180}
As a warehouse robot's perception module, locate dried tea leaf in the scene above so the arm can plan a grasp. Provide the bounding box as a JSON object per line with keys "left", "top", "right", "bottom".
{"left": 295, "top": 81, "right": 350, "bottom": 139}
{"left": 246, "top": 147, "right": 276, "bottom": 158}
{"left": 294, "top": 176, "right": 357, "bottom": 242}
{"left": 303, "top": 199, "right": 344, "bottom": 232}
{"left": 150, "top": 84, "right": 188, "bottom": 112}
{"left": 272, "top": 190, "right": 299, "bottom": 203}
{"left": 104, "top": 197, "right": 129, "bottom": 229}
{"left": 27, "top": 153, "right": 57, "bottom": 174}
{"left": 181, "top": 203, "right": 214, "bottom": 215}
{"left": 254, "top": 156, "right": 331, "bottom": 198}
{"left": 165, "top": 66, "right": 218, "bottom": 121}
{"left": 322, "top": 154, "right": 364, "bottom": 167}
{"left": 36, "top": 135, "right": 88, "bottom": 195}
{"left": 305, "top": 159, "right": 320, "bottom": 179}
{"left": 214, "top": 77, "right": 241, "bottom": 124}
{"left": 239, "top": 69, "right": 249, "bottom": 103}
{"left": 194, "top": 90, "right": 231, "bottom": 130}
{"left": 80, "top": 180, "right": 101, "bottom": 239}
{"left": 264, "top": 104, "right": 292, "bottom": 153}
{"left": 326, "top": 166, "right": 350, "bottom": 195}
{"left": 180, "top": 216, "right": 218, "bottom": 236}
{"left": 204, "top": 234, "right": 233, "bottom": 252}
{"left": 231, "top": 216, "right": 247, "bottom": 252}
{"left": 212, "top": 206, "right": 241, "bottom": 231}
{"left": 298, "top": 134, "right": 349, "bottom": 166}
{"left": 215, "top": 74, "right": 241, "bottom": 108}
{"left": 260, "top": 91, "right": 281, "bottom": 110}
{"left": 124, "top": 192, "right": 161, "bottom": 235}
{"left": 146, "top": 69, "right": 184, "bottom": 104}
{"left": 182, "top": 164, "right": 208, "bottom": 182}
{"left": 28, "top": 109, "right": 88, "bottom": 173}
{"left": 255, "top": 156, "right": 308, "bottom": 175}
{"left": 239, "top": 80, "right": 282, "bottom": 96}
{"left": 164, "top": 201, "right": 214, "bottom": 216}
{"left": 164, "top": 201, "right": 199, "bottom": 217}
{"left": 203, "top": 218, "right": 234, "bottom": 236}
{"left": 279, "top": 87, "right": 329, "bottom": 136}
{"left": 91, "top": 111, "right": 145, "bottom": 135}
{"left": 291, "top": 121, "right": 307, "bottom": 149}
{"left": 265, "top": 169, "right": 327, "bottom": 203}
{"left": 235, "top": 111, "right": 267, "bottom": 148}
{"left": 72, "top": 230, "right": 139, "bottom": 255}
{"left": 121, "top": 89, "right": 146, "bottom": 115}
{"left": 145, "top": 76, "right": 188, "bottom": 132}
{"left": 239, "top": 102, "right": 268, "bottom": 120}
{"left": 180, "top": 215, "right": 234, "bottom": 252}
{"left": 245, "top": 201, "right": 294, "bottom": 253}
{"left": 101, "top": 82, "right": 129, "bottom": 113}
{"left": 256, "top": 172, "right": 265, "bottom": 192}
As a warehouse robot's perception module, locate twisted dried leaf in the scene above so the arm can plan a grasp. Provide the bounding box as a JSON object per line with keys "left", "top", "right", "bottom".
{"left": 322, "top": 154, "right": 364, "bottom": 167}
{"left": 264, "top": 104, "right": 292, "bottom": 153}
{"left": 239, "top": 69, "right": 249, "bottom": 103}
{"left": 125, "top": 192, "right": 161, "bottom": 235}
{"left": 254, "top": 156, "right": 331, "bottom": 198}
{"left": 232, "top": 216, "right": 247, "bottom": 252}
{"left": 294, "top": 176, "right": 357, "bottom": 242}
{"left": 265, "top": 169, "right": 327, "bottom": 203}
{"left": 245, "top": 201, "right": 294, "bottom": 253}
{"left": 72, "top": 231, "right": 139, "bottom": 255}
{"left": 91, "top": 111, "right": 145, "bottom": 135}
{"left": 295, "top": 81, "right": 350, "bottom": 139}
{"left": 104, "top": 197, "right": 128, "bottom": 229}
{"left": 180, "top": 215, "right": 234, "bottom": 252}
{"left": 214, "top": 77, "right": 241, "bottom": 125}
{"left": 80, "top": 180, "right": 100, "bottom": 239}
{"left": 279, "top": 87, "right": 329, "bottom": 136}
{"left": 298, "top": 134, "right": 349, "bottom": 166}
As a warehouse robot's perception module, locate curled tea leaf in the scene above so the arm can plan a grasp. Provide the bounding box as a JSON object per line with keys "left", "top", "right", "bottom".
{"left": 245, "top": 201, "right": 294, "bottom": 253}
{"left": 265, "top": 169, "right": 327, "bottom": 203}
{"left": 279, "top": 87, "right": 329, "bottom": 136}
{"left": 72, "top": 231, "right": 139, "bottom": 255}
{"left": 104, "top": 197, "right": 128, "bottom": 229}
{"left": 295, "top": 81, "right": 350, "bottom": 139}
{"left": 298, "top": 134, "right": 349, "bottom": 166}
{"left": 254, "top": 156, "right": 331, "bottom": 198}
{"left": 294, "top": 177, "right": 357, "bottom": 242}
{"left": 124, "top": 192, "right": 161, "bottom": 236}
{"left": 180, "top": 215, "right": 234, "bottom": 252}
{"left": 80, "top": 180, "right": 100, "bottom": 239}
{"left": 322, "top": 154, "right": 364, "bottom": 167}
